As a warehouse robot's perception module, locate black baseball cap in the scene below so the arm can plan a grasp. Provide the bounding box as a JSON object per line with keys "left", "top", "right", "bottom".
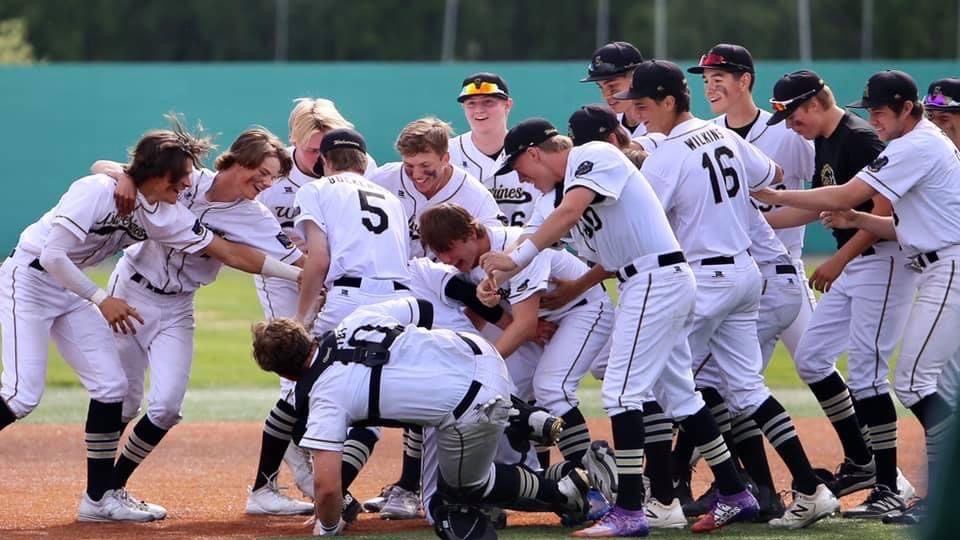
{"left": 847, "top": 70, "right": 919, "bottom": 109}
{"left": 494, "top": 118, "right": 560, "bottom": 176}
{"left": 923, "top": 78, "right": 960, "bottom": 111}
{"left": 581, "top": 41, "right": 644, "bottom": 82}
{"left": 568, "top": 104, "right": 619, "bottom": 146}
{"left": 766, "top": 70, "right": 826, "bottom": 125}
{"left": 319, "top": 128, "right": 367, "bottom": 154}
{"left": 457, "top": 72, "right": 510, "bottom": 103}
{"left": 613, "top": 60, "right": 689, "bottom": 101}
{"left": 688, "top": 43, "right": 755, "bottom": 74}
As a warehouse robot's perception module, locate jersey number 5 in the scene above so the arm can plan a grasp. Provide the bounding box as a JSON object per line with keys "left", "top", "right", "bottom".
{"left": 702, "top": 146, "right": 740, "bottom": 204}
{"left": 358, "top": 189, "right": 389, "bottom": 234}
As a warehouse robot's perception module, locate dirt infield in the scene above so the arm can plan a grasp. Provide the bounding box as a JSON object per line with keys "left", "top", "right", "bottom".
{"left": 0, "top": 418, "right": 925, "bottom": 540}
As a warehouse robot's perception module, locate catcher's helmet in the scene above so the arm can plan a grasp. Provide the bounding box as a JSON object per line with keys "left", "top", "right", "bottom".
{"left": 433, "top": 505, "right": 498, "bottom": 540}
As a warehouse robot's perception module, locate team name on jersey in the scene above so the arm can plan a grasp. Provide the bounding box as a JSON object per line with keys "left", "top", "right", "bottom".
{"left": 327, "top": 174, "right": 369, "bottom": 187}
{"left": 91, "top": 211, "right": 148, "bottom": 240}
{"left": 683, "top": 128, "right": 726, "bottom": 151}
{"left": 489, "top": 186, "right": 533, "bottom": 204}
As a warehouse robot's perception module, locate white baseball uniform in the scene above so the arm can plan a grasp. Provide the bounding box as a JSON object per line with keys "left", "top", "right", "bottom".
{"left": 254, "top": 147, "right": 377, "bottom": 395}
{"left": 856, "top": 118, "right": 960, "bottom": 408}
{"left": 297, "top": 297, "right": 513, "bottom": 496}
{"left": 1, "top": 174, "right": 213, "bottom": 418}
{"left": 712, "top": 110, "right": 817, "bottom": 356}
{"left": 559, "top": 141, "right": 703, "bottom": 420}
{"left": 632, "top": 132, "right": 666, "bottom": 153}
{"left": 448, "top": 133, "right": 540, "bottom": 227}
{"left": 469, "top": 225, "right": 614, "bottom": 418}
{"left": 108, "top": 168, "right": 302, "bottom": 429}
{"left": 617, "top": 112, "right": 648, "bottom": 138}
{"left": 792, "top": 112, "right": 916, "bottom": 401}
{"left": 293, "top": 171, "right": 411, "bottom": 336}
{"left": 368, "top": 163, "right": 504, "bottom": 258}
{"left": 641, "top": 118, "right": 777, "bottom": 416}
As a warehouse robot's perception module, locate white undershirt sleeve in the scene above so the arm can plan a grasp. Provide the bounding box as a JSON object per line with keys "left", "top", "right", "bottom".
{"left": 39, "top": 224, "right": 106, "bottom": 303}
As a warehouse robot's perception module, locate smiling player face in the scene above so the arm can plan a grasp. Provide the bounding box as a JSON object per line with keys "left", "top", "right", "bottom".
{"left": 462, "top": 96, "right": 511, "bottom": 135}
{"left": 239, "top": 156, "right": 283, "bottom": 200}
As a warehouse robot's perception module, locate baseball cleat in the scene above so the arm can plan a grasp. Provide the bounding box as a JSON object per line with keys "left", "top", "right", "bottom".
{"left": 768, "top": 484, "right": 839, "bottom": 529}
{"left": 284, "top": 442, "right": 314, "bottom": 499}
{"left": 882, "top": 497, "right": 924, "bottom": 525}
{"left": 78, "top": 489, "right": 156, "bottom": 522}
{"left": 897, "top": 468, "right": 916, "bottom": 501}
{"left": 644, "top": 497, "right": 686, "bottom": 529}
{"left": 754, "top": 484, "right": 785, "bottom": 521}
{"left": 342, "top": 491, "right": 362, "bottom": 523}
{"left": 842, "top": 485, "right": 906, "bottom": 519}
{"left": 557, "top": 468, "right": 592, "bottom": 525}
{"left": 691, "top": 489, "right": 758, "bottom": 533}
{"left": 681, "top": 482, "right": 716, "bottom": 518}
{"left": 573, "top": 504, "right": 649, "bottom": 537}
{"left": 380, "top": 485, "right": 420, "bottom": 520}
{"left": 245, "top": 472, "right": 314, "bottom": 515}
{"left": 362, "top": 484, "right": 395, "bottom": 513}
{"left": 116, "top": 488, "right": 167, "bottom": 520}
{"left": 583, "top": 440, "right": 618, "bottom": 504}
{"left": 827, "top": 457, "right": 876, "bottom": 497}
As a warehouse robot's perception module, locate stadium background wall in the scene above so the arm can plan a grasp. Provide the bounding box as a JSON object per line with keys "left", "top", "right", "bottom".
{"left": 1, "top": 60, "right": 954, "bottom": 252}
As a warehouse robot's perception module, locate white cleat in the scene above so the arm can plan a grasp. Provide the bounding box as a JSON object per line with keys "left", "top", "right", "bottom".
{"left": 645, "top": 497, "right": 687, "bottom": 529}
{"left": 78, "top": 489, "right": 156, "bottom": 522}
{"left": 380, "top": 485, "right": 420, "bottom": 520}
{"left": 768, "top": 484, "right": 839, "bottom": 529}
{"left": 363, "top": 485, "right": 395, "bottom": 513}
{"left": 284, "top": 442, "right": 314, "bottom": 499}
{"left": 245, "top": 472, "right": 314, "bottom": 515}
{"left": 116, "top": 488, "right": 167, "bottom": 520}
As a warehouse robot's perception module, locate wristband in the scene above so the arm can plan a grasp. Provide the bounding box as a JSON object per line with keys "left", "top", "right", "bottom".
{"left": 90, "top": 288, "right": 109, "bottom": 305}
{"left": 260, "top": 256, "right": 302, "bottom": 281}
{"left": 508, "top": 239, "right": 540, "bottom": 268}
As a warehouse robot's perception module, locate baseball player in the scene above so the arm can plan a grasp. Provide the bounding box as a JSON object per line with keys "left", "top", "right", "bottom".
{"left": 667, "top": 43, "right": 813, "bottom": 520}
{"left": 250, "top": 98, "right": 376, "bottom": 515}
{"left": 923, "top": 78, "right": 960, "bottom": 149}
{"left": 480, "top": 118, "right": 757, "bottom": 536}
{"left": 580, "top": 41, "right": 647, "bottom": 137}
{"left": 92, "top": 128, "right": 305, "bottom": 518}
{"left": 0, "top": 121, "right": 300, "bottom": 523}
{"left": 364, "top": 116, "right": 510, "bottom": 519}
{"left": 764, "top": 70, "right": 917, "bottom": 514}
{"left": 249, "top": 297, "right": 592, "bottom": 538}
{"left": 614, "top": 60, "right": 838, "bottom": 529}
{"left": 448, "top": 72, "right": 539, "bottom": 227}
{"left": 369, "top": 117, "right": 503, "bottom": 259}
{"left": 755, "top": 69, "right": 960, "bottom": 525}
{"left": 420, "top": 203, "right": 614, "bottom": 476}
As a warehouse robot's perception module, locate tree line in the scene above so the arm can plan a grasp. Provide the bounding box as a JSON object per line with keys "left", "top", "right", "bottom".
{"left": 0, "top": 0, "right": 955, "bottom": 63}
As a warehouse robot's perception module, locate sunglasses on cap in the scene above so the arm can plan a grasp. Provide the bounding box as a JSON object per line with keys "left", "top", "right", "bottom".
{"left": 458, "top": 81, "right": 506, "bottom": 99}
{"left": 698, "top": 53, "right": 752, "bottom": 72}
{"left": 924, "top": 93, "right": 960, "bottom": 108}
{"left": 588, "top": 59, "right": 639, "bottom": 77}
{"left": 769, "top": 88, "right": 820, "bottom": 113}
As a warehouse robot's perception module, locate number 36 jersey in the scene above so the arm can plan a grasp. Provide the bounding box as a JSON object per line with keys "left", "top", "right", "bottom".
{"left": 293, "top": 172, "right": 410, "bottom": 288}
{"left": 641, "top": 117, "right": 777, "bottom": 263}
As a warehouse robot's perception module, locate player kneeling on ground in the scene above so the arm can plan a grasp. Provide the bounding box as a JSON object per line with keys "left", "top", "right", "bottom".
{"left": 250, "top": 297, "right": 593, "bottom": 538}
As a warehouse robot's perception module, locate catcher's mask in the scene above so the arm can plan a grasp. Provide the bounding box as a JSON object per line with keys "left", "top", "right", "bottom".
{"left": 433, "top": 504, "right": 497, "bottom": 540}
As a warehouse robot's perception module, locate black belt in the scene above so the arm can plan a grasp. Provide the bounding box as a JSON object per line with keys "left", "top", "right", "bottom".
{"left": 333, "top": 276, "right": 409, "bottom": 291}
{"left": 702, "top": 255, "right": 735, "bottom": 266}
{"left": 775, "top": 264, "right": 797, "bottom": 275}
{"left": 9, "top": 249, "right": 45, "bottom": 272}
{"left": 915, "top": 251, "right": 940, "bottom": 269}
{"left": 452, "top": 380, "right": 483, "bottom": 420}
{"left": 617, "top": 251, "right": 685, "bottom": 282}
{"left": 131, "top": 272, "right": 177, "bottom": 295}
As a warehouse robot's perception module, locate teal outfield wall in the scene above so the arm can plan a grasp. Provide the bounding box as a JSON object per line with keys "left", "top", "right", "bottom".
{"left": 1, "top": 61, "right": 956, "bottom": 253}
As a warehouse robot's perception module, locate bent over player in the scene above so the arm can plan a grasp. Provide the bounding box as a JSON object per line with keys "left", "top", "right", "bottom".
{"left": 250, "top": 297, "right": 591, "bottom": 538}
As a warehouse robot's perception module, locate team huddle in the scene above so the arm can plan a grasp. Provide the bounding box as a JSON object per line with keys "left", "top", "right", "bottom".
{"left": 1, "top": 40, "right": 959, "bottom": 539}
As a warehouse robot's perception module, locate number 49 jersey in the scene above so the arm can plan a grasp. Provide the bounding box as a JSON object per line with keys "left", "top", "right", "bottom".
{"left": 293, "top": 172, "right": 410, "bottom": 288}
{"left": 641, "top": 117, "right": 777, "bottom": 263}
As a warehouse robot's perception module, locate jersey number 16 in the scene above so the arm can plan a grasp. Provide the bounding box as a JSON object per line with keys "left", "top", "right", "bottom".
{"left": 701, "top": 146, "right": 740, "bottom": 204}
